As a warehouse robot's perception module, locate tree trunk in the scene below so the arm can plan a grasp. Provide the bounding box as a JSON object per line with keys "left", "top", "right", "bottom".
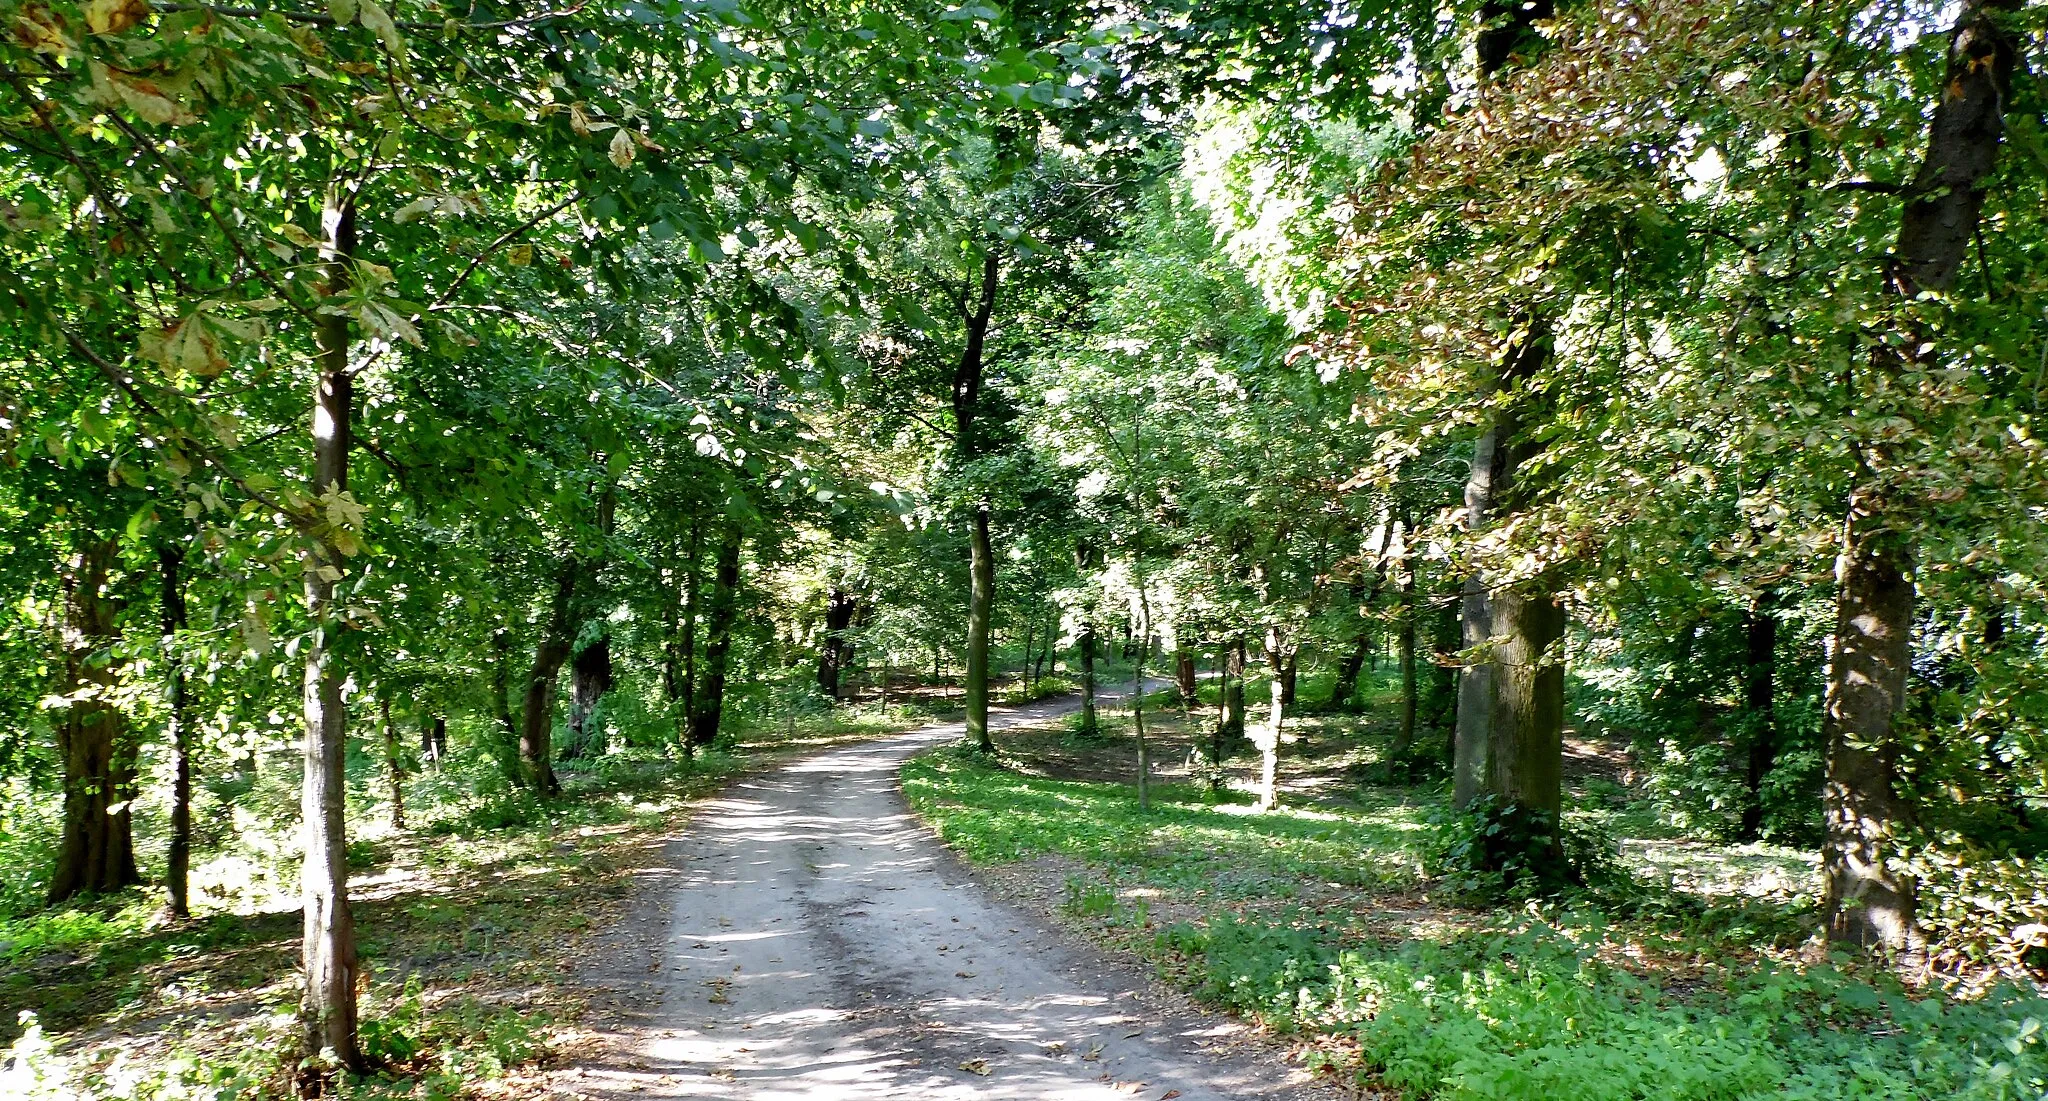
{"left": 1175, "top": 648, "right": 1197, "bottom": 707}
{"left": 1133, "top": 619, "right": 1151, "bottom": 812}
{"left": 1220, "top": 635, "right": 1247, "bottom": 741}
{"left": 298, "top": 189, "right": 366, "bottom": 1086}
{"left": 160, "top": 543, "right": 193, "bottom": 918}
{"left": 1819, "top": 0, "right": 2016, "bottom": 951}
{"left": 1257, "top": 628, "right": 1286, "bottom": 811}
{"left": 1332, "top": 632, "right": 1368, "bottom": 712}
{"left": 818, "top": 585, "right": 858, "bottom": 701}
{"left": 679, "top": 519, "right": 702, "bottom": 746}
{"left": 1278, "top": 653, "right": 1297, "bottom": 708}
{"left": 49, "top": 537, "right": 140, "bottom": 904}
{"left": 1078, "top": 620, "right": 1099, "bottom": 737}
{"left": 687, "top": 524, "right": 743, "bottom": 748}
{"left": 1393, "top": 544, "right": 1420, "bottom": 760}
{"left": 1485, "top": 584, "right": 1566, "bottom": 821}
{"left": 565, "top": 632, "right": 612, "bottom": 759}
{"left": 521, "top": 562, "right": 576, "bottom": 796}
{"left": 1738, "top": 598, "right": 1778, "bottom": 842}
{"left": 380, "top": 696, "right": 404, "bottom": 831}
{"left": 965, "top": 505, "right": 995, "bottom": 752}
{"left": 421, "top": 715, "right": 446, "bottom": 769}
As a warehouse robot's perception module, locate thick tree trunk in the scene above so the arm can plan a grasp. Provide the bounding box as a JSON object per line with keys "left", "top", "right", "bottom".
{"left": 1256, "top": 629, "right": 1286, "bottom": 811}
{"left": 1278, "top": 654, "right": 1297, "bottom": 708}
{"left": 49, "top": 537, "right": 140, "bottom": 904}
{"left": 818, "top": 585, "right": 858, "bottom": 700}
{"left": 565, "top": 633, "right": 612, "bottom": 759}
{"left": 160, "top": 543, "right": 192, "bottom": 918}
{"left": 298, "top": 189, "right": 366, "bottom": 1086}
{"left": 521, "top": 562, "right": 576, "bottom": 796}
{"left": 1078, "top": 620, "right": 1099, "bottom": 737}
{"left": 687, "top": 525, "right": 743, "bottom": 748}
{"left": 1819, "top": 0, "right": 2016, "bottom": 951}
{"left": 380, "top": 696, "right": 404, "bottom": 831}
{"left": 1739, "top": 598, "right": 1778, "bottom": 841}
{"left": 1484, "top": 585, "right": 1566, "bottom": 821}
{"left": 965, "top": 505, "right": 995, "bottom": 752}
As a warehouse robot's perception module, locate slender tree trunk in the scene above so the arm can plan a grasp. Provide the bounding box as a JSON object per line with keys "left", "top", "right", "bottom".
{"left": 1333, "top": 633, "right": 1368, "bottom": 712}
{"left": 1278, "top": 654, "right": 1297, "bottom": 708}
{"left": 680, "top": 520, "right": 701, "bottom": 746}
{"left": 965, "top": 505, "right": 995, "bottom": 752}
{"left": 1257, "top": 628, "right": 1286, "bottom": 811}
{"left": 1394, "top": 545, "right": 1419, "bottom": 760}
{"left": 1133, "top": 621, "right": 1151, "bottom": 812}
{"left": 49, "top": 537, "right": 140, "bottom": 904}
{"left": 421, "top": 716, "right": 446, "bottom": 768}
{"left": 521, "top": 562, "right": 576, "bottom": 796}
{"left": 1078, "top": 620, "right": 1099, "bottom": 737}
{"left": 1175, "top": 648, "right": 1197, "bottom": 707}
{"left": 1820, "top": 0, "right": 2016, "bottom": 951}
{"left": 380, "top": 696, "right": 404, "bottom": 831}
{"left": 1738, "top": 598, "right": 1778, "bottom": 841}
{"left": 298, "top": 189, "right": 366, "bottom": 1085}
{"left": 160, "top": 543, "right": 192, "bottom": 918}
{"left": 687, "top": 525, "right": 743, "bottom": 748}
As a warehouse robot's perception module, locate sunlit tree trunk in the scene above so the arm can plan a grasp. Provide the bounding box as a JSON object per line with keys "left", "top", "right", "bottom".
{"left": 1821, "top": 0, "right": 2016, "bottom": 951}
{"left": 49, "top": 536, "right": 140, "bottom": 904}
{"left": 688, "top": 524, "right": 743, "bottom": 748}
{"left": 1256, "top": 627, "right": 1286, "bottom": 811}
{"left": 521, "top": 562, "right": 575, "bottom": 796}
{"left": 298, "top": 189, "right": 366, "bottom": 1085}
{"left": 160, "top": 543, "right": 192, "bottom": 918}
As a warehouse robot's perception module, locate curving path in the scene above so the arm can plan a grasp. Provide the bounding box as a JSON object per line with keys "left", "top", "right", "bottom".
{"left": 568, "top": 692, "right": 1304, "bottom": 1101}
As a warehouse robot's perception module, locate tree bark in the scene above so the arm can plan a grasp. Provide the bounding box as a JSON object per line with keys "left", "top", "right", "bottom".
{"left": 1820, "top": 0, "right": 2017, "bottom": 951}
{"left": 49, "top": 536, "right": 140, "bottom": 904}
{"left": 965, "top": 505, "right": 995, "bottom": 752}
{"left": 818, "top": 585, "right": 859, "bottom": 700}
{"left": 160, "top": 543, "right": 192, "bottom": 918}
{"left": 1220, "top": 635, "right": 1247, "bottom": 741}
{"left": 687, "top": 524, "right": 743, "bottom": 748}
{"left": 520, "top": 561, "right": 576, "bottom": 796}
{"left": 1078, "top": 619, "right": 1099, "bottom": 737}
{"left": 1257, "top": 628, "right": 1287, "bottom": 811}
{"left": 1175, "top": 648, "right": 1197, "bottom": 707}
{"left": 298, "top": 189, "right": 366, "bottom": 1085}
{"left": 489, "top": 627, "right": 522, "bottom": 782}
{"left": 1332, "top": 631, "right": 1368, "bottom": 712}
{"left": 565, "top": 632, "right": 612, "bottom": 759}
{"left": 1393, "top": 515, "right": 1420, "bottom": 760}
{"left": 421, "top": 715, "right": 446, "bottom": 768}
{"left": 1738, "top": 598, "right": 1778, "bottom": 842}
{"left": 1278, "top": 653, "right": 1297, "bottom": 708}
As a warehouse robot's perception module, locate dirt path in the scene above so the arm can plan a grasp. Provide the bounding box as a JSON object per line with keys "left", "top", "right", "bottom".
{"left": 565, "top": 693, "right": 1310, "bottom": 1101}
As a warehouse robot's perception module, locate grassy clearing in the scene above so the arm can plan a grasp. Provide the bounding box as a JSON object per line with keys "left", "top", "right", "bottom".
{"left": 902, "top": 688, "right": 2048, "bottom": 1101}
{"left": 0, "top": 697, "right": 957, "bottom": 1101}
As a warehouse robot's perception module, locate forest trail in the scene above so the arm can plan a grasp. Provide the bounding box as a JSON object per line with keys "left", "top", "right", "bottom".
{"left": 567, "top": 692, "right": 1304, "bottom": 1100}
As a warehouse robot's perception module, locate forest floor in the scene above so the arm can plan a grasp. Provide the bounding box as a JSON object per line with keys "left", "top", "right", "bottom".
{"left": 900, "top": 690, "right": 2048, "bottom": 1099}
{"left": 0, "top": 699, "right": 967, "bottom": 1101}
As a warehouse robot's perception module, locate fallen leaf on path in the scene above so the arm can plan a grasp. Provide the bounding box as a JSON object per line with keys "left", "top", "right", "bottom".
{"left": 1114, "top": 1082, "right": 1148, "bottom": 1094}
{"left": 959, "top": 1059, "right": 992, "bottom": 1076}
{"left": 1162, "top": 1091, "right": 1182, "bottom": 1099}
{"left": 955, "top": 970, "right": 975, "bottom": 978}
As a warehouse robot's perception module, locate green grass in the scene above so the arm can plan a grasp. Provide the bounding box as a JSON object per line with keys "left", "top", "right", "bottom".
{"left": 905, "top": 746, "right": 2048, "bottom": 1101}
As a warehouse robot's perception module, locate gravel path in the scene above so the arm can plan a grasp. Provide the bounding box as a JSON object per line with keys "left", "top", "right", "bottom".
{"left": 567, "top": 693, "right": 1308, "bottom": 1101}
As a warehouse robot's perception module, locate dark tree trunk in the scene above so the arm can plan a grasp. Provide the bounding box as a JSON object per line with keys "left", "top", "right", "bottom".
{"left": 160, "top": 543, "right": 193, "bottom": 919}
{"left": 965, "top": 506, "right": 995, "bottom": 752}
{"left": 49, "top": 537, "right": 140, "bottom": 904}
{"left": 1175, "top": 648, "right": 1198, "bottom": 706}
{"left": 818, "top": 585, "right": 859, "bottom": 700}
{"left": 298, "top": 189, "right": 366, "bottom": 1086}
{"left": 1738, "top": 598, "right": 1778, "bottom": 842}
{"left": 953, "top": 251, "right": 1001, "bottom": 754}
{"left": 565, "top": 633, "right": 613, "bottom": 759}
{"left": 521, "top": 562, "right": 576, "bottom": 796}
{"left": 1332, "top": 632, "right": 1368, "bottom": 712}
{"left": 687, "top": 525, "right": 743, "bottom": 748}
{"left": 380, "top": 696, "right": 404, "bottom": 831}
{"left": 1220, "top": 635, "right": 1247, "bottom": 741}
{"left": 1820, "top": 0, "right": 2017, "bottom": 951}
{"left": 1393, "top": 524, "right": 1420, "bottom": 760}
{"left": 421, "top": 715, "right": 446, "bottom": 768}
{"left": 1078, "top": 620, "right": 1099, "bottom": 737}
